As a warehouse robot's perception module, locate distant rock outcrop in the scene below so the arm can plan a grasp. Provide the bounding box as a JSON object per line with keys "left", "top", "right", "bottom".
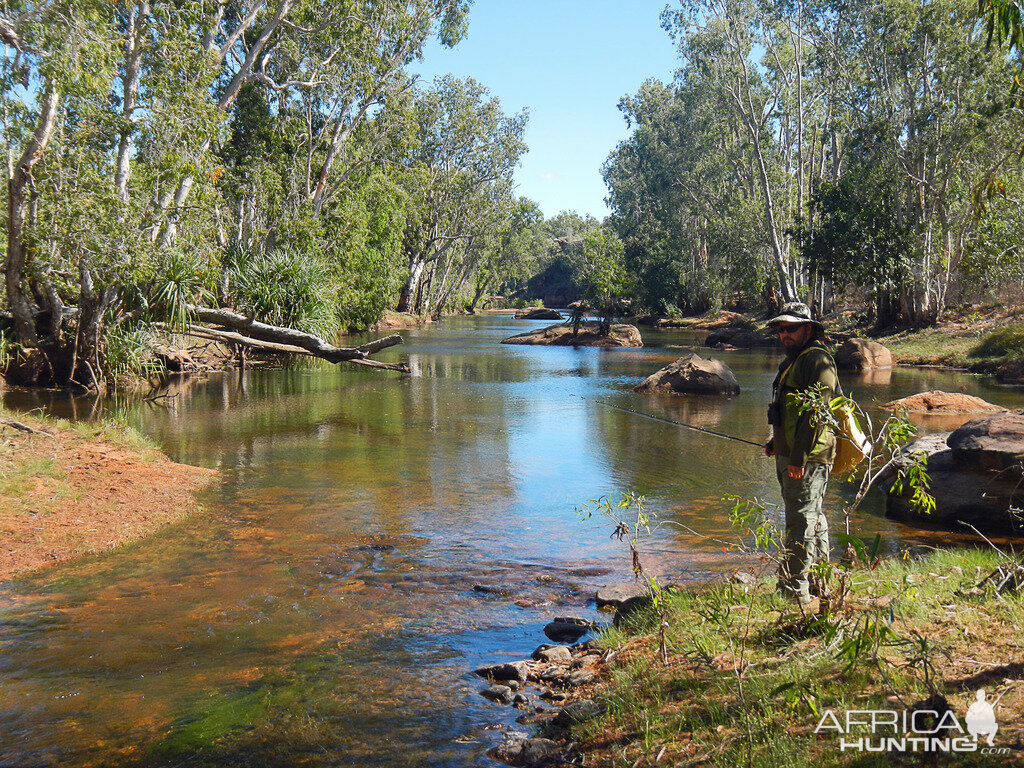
{"left": 502, "top": 322, "right": 643, "bottom": 348}
{"left": 633, "top": 354, "right": 740, "bottom": 396}
{"left": 514, "top": 307, "right": 563, "bottom": 320}
{"left": 704, "top": 327, "right": 778, "bottom": 349}
{"left": 836, "top": 338, "right": 894, "bottom": 370}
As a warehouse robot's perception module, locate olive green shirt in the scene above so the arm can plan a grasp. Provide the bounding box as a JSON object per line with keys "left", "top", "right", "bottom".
{"left": 769, "top": 339, "right": 838, "bottom": 467}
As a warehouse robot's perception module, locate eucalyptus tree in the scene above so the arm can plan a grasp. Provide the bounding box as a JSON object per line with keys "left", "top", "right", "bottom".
{"left": 466, "top": 196, "right": 545, "bottom": 310}
{"left": 0, "top": 0, "right": 465, "bottom": 388}
{"left": 604, "top": 76, "right": 774, "bottom": 313}
{"left": 396, "top": 75, "right": 527, "bottom": 314}
{"left": 814, "top": 0, "right": 1024, "bottom": 324}
{"left": 663, "top": 0, "right": 798, "bottom": 303}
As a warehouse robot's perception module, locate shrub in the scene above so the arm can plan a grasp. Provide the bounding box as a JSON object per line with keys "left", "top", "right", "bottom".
{"left": 230, "top": 249, "right": 337, "bottom": 337}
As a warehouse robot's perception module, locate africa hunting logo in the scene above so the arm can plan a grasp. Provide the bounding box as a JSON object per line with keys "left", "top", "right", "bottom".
{"left": 815, "top": 688, "right": 1011, "bottom": 754}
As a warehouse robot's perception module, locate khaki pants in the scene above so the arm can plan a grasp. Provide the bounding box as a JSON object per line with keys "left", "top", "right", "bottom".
{"left": 775, "top": 454, "right": 830, "bottom": 601}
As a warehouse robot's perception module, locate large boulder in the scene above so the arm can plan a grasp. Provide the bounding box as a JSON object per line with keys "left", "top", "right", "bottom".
{"left": 633, "top": 354, "right": 740, "bottom": 396}
{"left": 947, "top": 411, "right": 1024, "bottom": 477}
{"left": 835, "top": 338, "right": 894, "bottom": 370}
{"left": 514, "top": 307, "right": 563, "bottom": 320}
{"left": 883, "top": 432, "right": 1024, "bottom": 534}
{"left": 884, "top": 391, "right": 1005, "bottom": 414}
{"left": 502, "top": 322, "right": 643, "bottom": 348}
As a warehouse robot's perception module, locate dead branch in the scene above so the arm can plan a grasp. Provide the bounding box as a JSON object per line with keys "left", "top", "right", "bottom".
{"left": 177, "top": 321, "right": 409, "bottom": 372}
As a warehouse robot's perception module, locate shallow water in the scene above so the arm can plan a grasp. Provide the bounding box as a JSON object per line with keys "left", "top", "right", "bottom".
{"left": 3, "top": 315, "right": 1023, "bottom": 766}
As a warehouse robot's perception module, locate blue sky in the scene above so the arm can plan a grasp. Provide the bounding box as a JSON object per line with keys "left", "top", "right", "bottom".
{"left": 412, "top": 1, "right": 681, "bottom": 221}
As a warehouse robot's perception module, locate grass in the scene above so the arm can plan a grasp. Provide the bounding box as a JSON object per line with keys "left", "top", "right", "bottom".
{"left": 970, "top": 324, "right": 1024, "bottom": 360}
{"left": 571, "top": 547, "right": 1024, "bottom": 767}
{"left": 875, "top": 326, "right": 979, "bottom": 367}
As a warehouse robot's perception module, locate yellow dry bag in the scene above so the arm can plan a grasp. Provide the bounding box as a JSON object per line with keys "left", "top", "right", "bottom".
{"left": 830, "top": 397, "right": 872, "bottom": 475}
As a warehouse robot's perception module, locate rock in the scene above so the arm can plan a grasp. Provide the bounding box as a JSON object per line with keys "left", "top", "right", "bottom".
{"left": 613, "top": 594, "right": 654, "bottom": 628}
{"left": 595, "top": 582, "right": 649, "bottom": 608}
{"left": 519, "top": 738, "right": 562, "bottom": 765}
{"left": 883, "top": 432, "right": 1024, "bottom": 534}
{"left": 730, "top": 571, "right": 757, "bottom": 586}
{"left": 554, "top": 698, "right": 603, "bottom": 727}
{"left": 947, "top": 411, "right": 1024, "bottom": 476}
{"left": 481, "top": 684, "right": 514, "bottom": 704}
{"left": 543, "top": 618, "right": 592, "bottom": 644}
{"left": 883, "top": 391, "right": 1005, "bottom": 415}
{"left": 570, "top": 654, "right": 599, "bottom": 670}
{"left": 514, "top": 307, "right": 563, "bottom": 320}
{"left": 502, "top": 322, "right": 643, "bottom": 348}
{"left": 835, "top": 338, "right": 894, "bottom": 370}
{"left": 475, "top": 661, "right": 531, "bottom": 683}
{"left": 488, "top": 731, "right": 530, "bottom": 763}
{"left": 512, "top": 693, "right": 530, "bottom": 707}
{"left": 705, "top": 327, "right": 778, "bottom": 348}
{"left": 473, "top": 584, "right": 514, "bottom": 596}
{"left": 564, "top": 669, "right": 597, "bottom": 687}
{"left": 533, "top": 645, "right": 573, "bottom": 665}
{"left": 633, "top": 353, "right": 740, "bottom": 396}
{"left": 516, "top": 708, "right": 558, "bottom": 725}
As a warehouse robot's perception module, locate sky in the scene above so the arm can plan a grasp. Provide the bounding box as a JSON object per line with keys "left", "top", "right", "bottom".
{"left": 412, "top": 1, "right": 681, "bottom": 221}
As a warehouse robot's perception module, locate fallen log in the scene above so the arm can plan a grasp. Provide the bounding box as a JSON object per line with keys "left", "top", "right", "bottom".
{"left": 187, "top": 305, "right": 405, "bottom": 364}
{"left": 162, "top": 314, "right": 409, "bottom": 372}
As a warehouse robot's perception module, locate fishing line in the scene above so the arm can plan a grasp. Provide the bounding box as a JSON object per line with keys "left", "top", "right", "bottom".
{"left": 585, "top": 397, "right": 764, "bottom": 448}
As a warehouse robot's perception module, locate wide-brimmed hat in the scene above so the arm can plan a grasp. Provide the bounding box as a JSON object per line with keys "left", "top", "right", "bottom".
{"left": 767, "top": 302, "right": 824, "bottom": 330}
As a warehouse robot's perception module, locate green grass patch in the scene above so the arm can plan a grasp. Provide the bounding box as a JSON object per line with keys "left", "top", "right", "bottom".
{"left": 969, "top": 324, "right": 1024, "bottom": 359}
{"left": 581, "top": 548, "right": 1023, "bottom": 767}
{"left": 876, "top": 327, "right": 978, "bottom": 366}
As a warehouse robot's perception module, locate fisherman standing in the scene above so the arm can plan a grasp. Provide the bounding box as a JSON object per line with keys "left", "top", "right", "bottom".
{"left": 763, "top": 302, "right": 838, "bottom": 605}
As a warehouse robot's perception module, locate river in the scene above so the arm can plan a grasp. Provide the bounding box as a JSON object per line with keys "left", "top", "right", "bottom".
{"left": 2, "top": 314, "right": 1023, "bottom": 766}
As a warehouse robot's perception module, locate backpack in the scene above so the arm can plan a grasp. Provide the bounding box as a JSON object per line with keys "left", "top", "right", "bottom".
{"left": 829, "top": 392, "right": 872, "bottom": 475}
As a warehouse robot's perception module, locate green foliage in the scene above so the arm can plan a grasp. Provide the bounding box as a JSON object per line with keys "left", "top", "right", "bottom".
{"left": 230, "top": 249, "right": 338, "bottom": 337}
{"left": 151, "top": 251, "right": 215, "bottom": 331}
{"left": 102, "top": 325, "right": 161, "bottom": 385}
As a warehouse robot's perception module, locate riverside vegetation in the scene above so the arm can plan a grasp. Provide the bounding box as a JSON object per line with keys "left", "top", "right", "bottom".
{"left": 1, "top": 0, "right": 1023, "bottom": 391}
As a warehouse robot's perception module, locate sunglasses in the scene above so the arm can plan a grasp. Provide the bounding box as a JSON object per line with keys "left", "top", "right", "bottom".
{"left": 776, "top": 324, "right": 806, "bottom": 335}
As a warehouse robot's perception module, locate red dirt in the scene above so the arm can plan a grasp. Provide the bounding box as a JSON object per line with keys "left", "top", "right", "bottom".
{"left": 0, "top": 416, "right": 216, "bottom": 579}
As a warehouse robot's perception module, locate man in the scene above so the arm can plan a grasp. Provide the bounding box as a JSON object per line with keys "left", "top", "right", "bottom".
{"left": 763, "top": 302, "right": 838, "bottom": 605}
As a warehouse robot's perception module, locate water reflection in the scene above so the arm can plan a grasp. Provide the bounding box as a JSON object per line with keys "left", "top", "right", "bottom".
{"left": 3, "top": 316, "right": 1024, "bottom": 766}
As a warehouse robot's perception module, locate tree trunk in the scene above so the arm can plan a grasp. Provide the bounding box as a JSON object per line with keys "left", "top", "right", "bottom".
{"left": 187, "top": 305, "right": 406, "bottom": 367}
{"left": 397, "top": 257, "right": 426, "bottom": 313}
{"left": 6, "top": 85, "right": 60, "bottom": 347}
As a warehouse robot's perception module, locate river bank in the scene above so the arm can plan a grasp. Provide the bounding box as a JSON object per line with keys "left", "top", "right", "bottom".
{"left": 641, "top": 304, "right": 1024, "bottom": 385}
{"left": 0, "top": 408, "right": 215, "bottom": 579}
{"left": 500, "top": 548, "right": 1024, "bottom": 766}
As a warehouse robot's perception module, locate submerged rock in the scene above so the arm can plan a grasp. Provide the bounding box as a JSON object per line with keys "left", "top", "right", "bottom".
{"left": 633, "top": 353, "right": 740, "bottom": 396}
{"left": 836, "top": 338, "right": 894, "bottom": 370}
{"left": 481, "top": 684, "right": 514, "bottom": 704}
{"left": 474, "top": 661, "right": 531, "bottom": 683}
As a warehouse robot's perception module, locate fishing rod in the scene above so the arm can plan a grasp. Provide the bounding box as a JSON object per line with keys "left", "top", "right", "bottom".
{"left": 589, "top": 398, "right": 765, "bottom": 448}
